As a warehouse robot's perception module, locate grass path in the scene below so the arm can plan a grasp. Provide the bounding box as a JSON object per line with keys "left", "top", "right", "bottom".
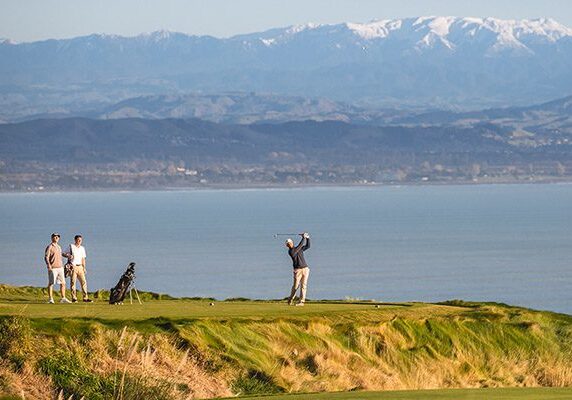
{"left": 238, "top": 387, "right": 572, "bottom": 399}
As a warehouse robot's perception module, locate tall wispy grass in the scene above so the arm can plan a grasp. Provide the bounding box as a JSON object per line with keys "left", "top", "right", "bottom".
{"left": 182, "top": 304, "right": 572, "bottom": 393}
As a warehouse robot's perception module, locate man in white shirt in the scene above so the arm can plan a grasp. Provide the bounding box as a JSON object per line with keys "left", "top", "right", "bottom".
{"left": 69, "top": 235, "right": 92, "bottom": 303}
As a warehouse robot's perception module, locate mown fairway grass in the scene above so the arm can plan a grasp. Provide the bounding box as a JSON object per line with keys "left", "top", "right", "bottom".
{"left": 0, "top": 284, "right": 459, "bottom": 325}
{"left": 0, "top": 298, "right": 416, "bottom": 320}
{"left": 0, "top": 298, "right": 462, "bottom": 337}
{"left": 239, "top": 387, "right": 572, "bottom": 399}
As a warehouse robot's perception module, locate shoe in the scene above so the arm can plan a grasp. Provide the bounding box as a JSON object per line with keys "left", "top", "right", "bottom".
{"left": 83, "top": 298, "right": 93, "bottom": 303}
{"left": 60, "top": 298, "right": 71, "bottom": 304}
{"left": 295, "top": 302, "right": 305, "bottom": 307}
{"left": 47, "top": 298, "right": 55, "bottom": 304}
{"left": 72, "top": 298, "right": 78, "bottom": 303}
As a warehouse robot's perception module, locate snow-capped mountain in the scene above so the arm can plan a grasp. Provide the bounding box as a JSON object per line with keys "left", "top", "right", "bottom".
{"left": 1, "top": 17, "right": 572, "bottom": 108}
{"left": 241, "top": 16, "right": 572, "bottom": 54}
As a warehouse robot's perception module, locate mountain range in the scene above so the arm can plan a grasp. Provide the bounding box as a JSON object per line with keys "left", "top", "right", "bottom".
{"left": 2, "top": 91, "right": 570, "bottom": 142}
{"left": 2, "top": 16, "right": 572, "bottom": 113}
{"left": 1, "top": 117, "right": 569, "bottom": 166}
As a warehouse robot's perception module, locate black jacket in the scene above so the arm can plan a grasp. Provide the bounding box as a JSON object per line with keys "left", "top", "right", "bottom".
{"left": 288, "top": 237, "right": 310, "bottom": 269}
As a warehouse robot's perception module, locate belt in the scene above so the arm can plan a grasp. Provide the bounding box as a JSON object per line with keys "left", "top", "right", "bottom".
{"left": 73, "top": 264, "right": 83, "bottom": 267}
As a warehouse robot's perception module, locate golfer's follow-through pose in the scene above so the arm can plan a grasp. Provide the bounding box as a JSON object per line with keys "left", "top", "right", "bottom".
{"left": 286, "top": 232, "right": 311, "bottom": 306}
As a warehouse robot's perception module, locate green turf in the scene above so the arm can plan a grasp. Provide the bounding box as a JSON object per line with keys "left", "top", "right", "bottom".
{"left": 0, "top": 284, "right": 465, "bottom": 323}
{"left": 236, "top": 388, "right": 572, "bottom": 399}
{"left": 0, "top": 298, "right": 415, "bottom": 320}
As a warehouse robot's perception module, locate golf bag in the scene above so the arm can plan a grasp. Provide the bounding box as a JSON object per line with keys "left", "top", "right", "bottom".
{"left": 64, "top": 261, "right": 74, "bottom": 278}
{"left": 109, "top": 262, "right": 136, "bottom": 304}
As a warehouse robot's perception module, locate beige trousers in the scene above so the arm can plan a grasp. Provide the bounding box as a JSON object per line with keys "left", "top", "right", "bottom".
{"left": 70, "top": 265, "right": 88, "bottom": 300}
{"left": 289, "top": 267, "right": 309, "bottom": 303}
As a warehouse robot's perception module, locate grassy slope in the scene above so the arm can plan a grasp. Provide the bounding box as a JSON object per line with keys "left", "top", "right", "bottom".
{"left": 0, "top": 285, "right": 571, "bottom": 399}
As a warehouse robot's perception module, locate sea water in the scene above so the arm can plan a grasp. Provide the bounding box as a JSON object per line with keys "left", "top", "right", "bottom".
{"left": 0, "top": 184, "right": 570, "bottom": 314}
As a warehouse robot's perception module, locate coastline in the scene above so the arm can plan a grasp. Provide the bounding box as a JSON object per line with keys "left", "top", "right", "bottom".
{"left": 1, "top": 177, "right": 572, "bottom": 194}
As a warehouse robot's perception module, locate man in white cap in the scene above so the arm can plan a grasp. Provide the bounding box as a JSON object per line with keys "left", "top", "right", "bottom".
{"left": 285, "top": 232, "right": 311, "bottom": 306}
{"left": 44, "top": 233, "right": 71, "bottom": 304}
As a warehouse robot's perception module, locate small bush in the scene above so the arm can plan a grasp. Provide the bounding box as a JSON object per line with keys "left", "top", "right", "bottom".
{"left": 0, "top": 316, "right": 31, "bottom": 365}
{"left": 438, "top": 300, "right": 479, "bottom": 308}
{"left": 298, "top": 355, "right": 319, "bottom": 375}
{"left": 38, "top": 351, "right": 113, "bottom": 400}
{"left": 225, "top": 297, "right": 252, "bottom": 302}
{"left": 232, "top": 369, "right": 284, "bottom": 395}
{"left": 8, "top": 354, "right": 26, "bottom": 372}
{"left": 118, "top": 375, "right": 175, "bottom": 400}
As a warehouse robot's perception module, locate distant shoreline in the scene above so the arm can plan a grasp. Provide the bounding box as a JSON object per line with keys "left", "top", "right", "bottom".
{"left": 1, "top": 178, "right": 572, "bottom": 194}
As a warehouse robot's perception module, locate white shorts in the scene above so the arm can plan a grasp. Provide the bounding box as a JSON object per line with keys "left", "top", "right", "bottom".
{"left": 48, "top": 267, "right": 65, "bottom": 286}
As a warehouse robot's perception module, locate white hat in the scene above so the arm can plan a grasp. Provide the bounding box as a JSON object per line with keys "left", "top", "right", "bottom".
{"left": 285, "top": 238, "right": 294, "bottom": 245}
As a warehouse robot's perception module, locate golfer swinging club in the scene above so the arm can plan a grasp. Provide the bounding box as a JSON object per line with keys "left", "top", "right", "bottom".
{"left": 285, "top": 232, "right": 311, "bottom": 306}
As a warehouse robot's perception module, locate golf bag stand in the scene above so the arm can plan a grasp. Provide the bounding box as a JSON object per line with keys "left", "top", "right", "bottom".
{"left": 109, "top": 262, "right": 141, "bottom": 305}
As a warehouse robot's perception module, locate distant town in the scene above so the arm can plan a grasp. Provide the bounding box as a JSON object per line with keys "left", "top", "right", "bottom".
{"left": 1, "top": 114, "right": 571, "bottom": 191}
{"left": 2, "top": 158, "right": 571, "bottom": 191}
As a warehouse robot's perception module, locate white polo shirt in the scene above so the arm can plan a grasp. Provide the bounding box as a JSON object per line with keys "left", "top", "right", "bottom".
{"left": 69, "top": 244, "right": 87, "bottom": 266}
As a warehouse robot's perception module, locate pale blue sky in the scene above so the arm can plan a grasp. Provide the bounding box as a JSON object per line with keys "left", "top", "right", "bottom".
{"left": 2, "top": 0, "right": 572, "bottom": 42}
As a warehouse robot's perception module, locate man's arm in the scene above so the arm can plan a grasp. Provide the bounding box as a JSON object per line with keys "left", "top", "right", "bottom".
{"left": 64, "top": 244, "right": 72, "bottom": 262}
{"left": 44, "top": 245, "right": 53, "bottom": 269}
{"left": 295, "top": 237, "right": 307, "bottom": 253}
{"left": 302, "top": 237, "right": 310, "bottom": 251}
{"left": 62, "top": 244, "right": 71, "bottom": 260}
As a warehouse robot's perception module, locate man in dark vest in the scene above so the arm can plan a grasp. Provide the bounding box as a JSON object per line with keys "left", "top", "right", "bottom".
{"left": 285, "top": 232, "right": 311, "bottom": 306}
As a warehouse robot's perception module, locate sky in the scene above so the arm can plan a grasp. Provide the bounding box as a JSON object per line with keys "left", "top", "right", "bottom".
{"left": 2, "top": 0, "right": 572, "bottom": 42}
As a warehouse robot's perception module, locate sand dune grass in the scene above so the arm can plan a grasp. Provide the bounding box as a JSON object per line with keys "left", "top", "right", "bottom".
{"left": 181, "top": 304, "right": 572, "bottom": 394}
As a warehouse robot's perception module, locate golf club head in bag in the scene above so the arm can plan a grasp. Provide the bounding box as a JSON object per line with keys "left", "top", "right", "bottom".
{"left": 109, "top": 262, "right": 136, "bottom": 304}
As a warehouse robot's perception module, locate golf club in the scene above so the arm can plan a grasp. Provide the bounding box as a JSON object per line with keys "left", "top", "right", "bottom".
{"left": 273, "top": 233, "right": 304, "bottom": 238}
